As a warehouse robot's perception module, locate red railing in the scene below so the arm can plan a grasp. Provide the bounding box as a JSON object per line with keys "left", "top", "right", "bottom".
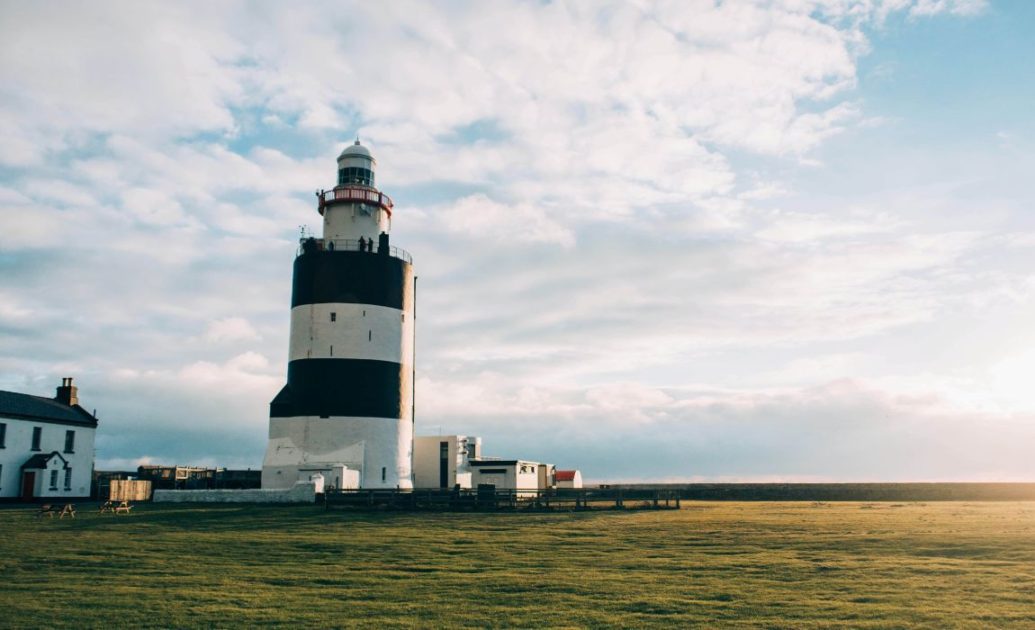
{"left": 317, "top": 186, "right": 394, "bottom": 215}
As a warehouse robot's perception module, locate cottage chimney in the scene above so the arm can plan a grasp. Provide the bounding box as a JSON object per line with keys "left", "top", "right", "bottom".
{"left": 55, "top": 377, "right": 78, "bottom": 406}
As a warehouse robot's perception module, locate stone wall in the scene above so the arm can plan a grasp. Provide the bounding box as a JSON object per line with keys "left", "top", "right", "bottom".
{"left": 153, "top": 482, "right": 316, "bottom": 504}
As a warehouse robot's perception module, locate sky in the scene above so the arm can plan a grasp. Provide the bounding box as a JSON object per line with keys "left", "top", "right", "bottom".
{"left": 2, "top": 0, "right": 1033, "bottom": 481}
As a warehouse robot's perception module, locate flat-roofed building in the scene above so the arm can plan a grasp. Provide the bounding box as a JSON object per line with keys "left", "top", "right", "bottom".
{"left": 469, "top": 459, "right": 543, "bottom": 495}
{"left": 413, "top": 435, "right": 481, "bottom": 489}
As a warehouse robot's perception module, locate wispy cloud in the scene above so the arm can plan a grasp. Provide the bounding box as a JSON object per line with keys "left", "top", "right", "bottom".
{"left": 1, "top": 0, "right": 1028, "bottom": 481}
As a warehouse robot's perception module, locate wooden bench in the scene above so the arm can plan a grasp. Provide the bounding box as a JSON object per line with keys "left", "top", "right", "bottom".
{"left": 36, "top": 504, "right": 75, "bottom": 519}
{"left": 100, "top": 500, "right": 133, "bottom": 514}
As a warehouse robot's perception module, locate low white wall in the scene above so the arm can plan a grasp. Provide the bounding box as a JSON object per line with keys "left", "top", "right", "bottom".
{"left": 153, "top": 482, "right": 316, "bottom": 504}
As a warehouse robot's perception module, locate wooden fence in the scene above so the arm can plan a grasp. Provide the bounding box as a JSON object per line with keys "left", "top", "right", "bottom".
{"left": 109, "top": 479, "right": 152, "bottom": 502}
{"left": 324, "top": 487, "right": 680, "bottom": 512}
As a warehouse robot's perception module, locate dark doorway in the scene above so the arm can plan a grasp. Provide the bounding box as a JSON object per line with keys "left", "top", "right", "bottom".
{"left": 21, "top": 471, "right": 35, "bottom": 500}
{"left": 439, "top": 441, "right": 449, "bottom": 488}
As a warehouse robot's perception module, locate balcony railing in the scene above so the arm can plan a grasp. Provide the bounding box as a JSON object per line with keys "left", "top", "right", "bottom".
{"left": 317, "top": 186, "right": 394, "bottom": 215}
{"left": 297, "top": 237, "right": 413, "bottom": 264}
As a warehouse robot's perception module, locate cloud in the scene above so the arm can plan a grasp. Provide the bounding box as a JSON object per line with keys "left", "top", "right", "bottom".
{"left": 0, "top": 1, "right": 1024, "bottom": 481}
{"left": 415, "top": 375, "right": 1035, "bottom": 482}
{"left": 421, "top": 194, "right": 575, "bottom": 247}
{"left": 204, "top": 318, "right": 262, "bottom": 343}
{"left": 909, "top": 0, "right": 989, "bottom": 17}
{"left": 0, "top": 2, "right": 247, "bottom": 166}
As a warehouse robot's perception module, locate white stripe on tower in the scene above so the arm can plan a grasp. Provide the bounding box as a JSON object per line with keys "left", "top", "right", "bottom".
{"left": 289, "top": 303, "right": 414, "bottom": 364}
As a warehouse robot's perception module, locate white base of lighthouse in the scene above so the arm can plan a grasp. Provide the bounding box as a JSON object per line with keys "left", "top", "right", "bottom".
{"left": 261, "top": 416, "right": 414, "bottom": 490}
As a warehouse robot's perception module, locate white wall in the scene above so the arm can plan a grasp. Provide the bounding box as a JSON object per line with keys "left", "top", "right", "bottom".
{"left": 413, "top": 435, "right": 480, "bottom": 489}
{"left": 0, "top": 416, "right": 95, "bottom": 498}
{"left": 297, "top": 465, "right": 359, "bottom": 490}
{"left": 289, "top": 303, "right": 414, "bottom": 364}
{"left": 412, "top": 436, "right": 446, "bottom": 489}
{"left": 472, "top": 468, "right": 509, "bottom": 489}
{"left": 323, "top": 203, "right": 390, "bottom": 243}
{"left": 154, "top": 482, "right": 316, "bottom": 504}
{"left": 470, "top": 461, "right": 541, "bottom": 494}
{"left": 263, "top": 416, "right": 413, "bottom": 490}
{"left": 515, "top": 463, "right": 540, "bottom": 492}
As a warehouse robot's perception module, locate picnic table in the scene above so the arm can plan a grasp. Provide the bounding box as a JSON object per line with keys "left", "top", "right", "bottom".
{"left": 36, "top": 503, "right": 76, "bottom": 519}
{"left": 100, "top": 500, "right": 133, "bottom": 515}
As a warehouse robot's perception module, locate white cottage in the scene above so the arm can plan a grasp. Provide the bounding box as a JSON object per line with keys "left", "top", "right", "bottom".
{"left": 0, "top": 378, "right": 98, "bottom": 500}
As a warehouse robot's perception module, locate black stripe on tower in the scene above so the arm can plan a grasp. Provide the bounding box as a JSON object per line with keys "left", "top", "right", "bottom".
{"left": 270, "top": 359, "right": 412, "bottom": 419}
{"left": 292, "top": 250, "right": 413, "bottom": 310}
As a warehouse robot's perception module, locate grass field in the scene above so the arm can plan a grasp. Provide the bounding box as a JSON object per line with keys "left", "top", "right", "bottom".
{"left": 3, "top": 501, "right": 1035, "bottom": 628}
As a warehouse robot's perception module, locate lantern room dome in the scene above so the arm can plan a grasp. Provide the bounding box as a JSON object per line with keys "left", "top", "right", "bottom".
{"left": 336, "top": 139, "right": 376, "bottom": 187}
{"left": 338, "top": 139, "right": 373, "bottom": 161}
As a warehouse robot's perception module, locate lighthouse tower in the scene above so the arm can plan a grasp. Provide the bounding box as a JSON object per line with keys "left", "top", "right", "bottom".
{"left": 262, "top": 141, "right": 415, "bottom": 490}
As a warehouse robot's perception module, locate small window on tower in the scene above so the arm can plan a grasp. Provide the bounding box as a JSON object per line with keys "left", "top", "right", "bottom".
{"left": 330, "top": 312, "right": 336, "bottom": 322}
{"left": 330, "top": 345, "right": 334, "bottom": 356}
{"left": 382, "top": 467, "right": 386, "bottom": 482}
{"left": 368, "top": 330, "right": 372, "bottom": 342}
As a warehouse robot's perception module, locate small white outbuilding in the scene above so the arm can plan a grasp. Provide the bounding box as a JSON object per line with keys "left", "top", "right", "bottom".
{"left": 469, "top": 459, "right": 543, "bottom": 495}
{"left": 555, "top": 469, "right": 583, "bottom": 489}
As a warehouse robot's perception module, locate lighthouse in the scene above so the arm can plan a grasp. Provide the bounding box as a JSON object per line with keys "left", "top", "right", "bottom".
{"left": 262, "top": 141, "right": 415, "bottom": 490}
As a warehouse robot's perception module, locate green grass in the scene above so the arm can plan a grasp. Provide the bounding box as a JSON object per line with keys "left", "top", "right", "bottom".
{"left": 2, "top": 502, "right": 1035, "bottom": 628}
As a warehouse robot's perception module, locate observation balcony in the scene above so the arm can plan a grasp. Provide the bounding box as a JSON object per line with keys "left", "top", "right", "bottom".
{"left": 297, "top": 237, "right": 413, "bottom": 264}
{"left": 317, "top": 186, "right": 394, "bottom": 216}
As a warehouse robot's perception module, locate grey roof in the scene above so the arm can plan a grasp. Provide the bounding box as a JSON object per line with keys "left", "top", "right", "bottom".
{"left": 0, "top": 390, "right": 98, "bottom": 427}
{"left": 338, "top": 139, "right": 374, "bottom": 160}
{"left": 21, "top": 451, "right": 68, "bottom": 470}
